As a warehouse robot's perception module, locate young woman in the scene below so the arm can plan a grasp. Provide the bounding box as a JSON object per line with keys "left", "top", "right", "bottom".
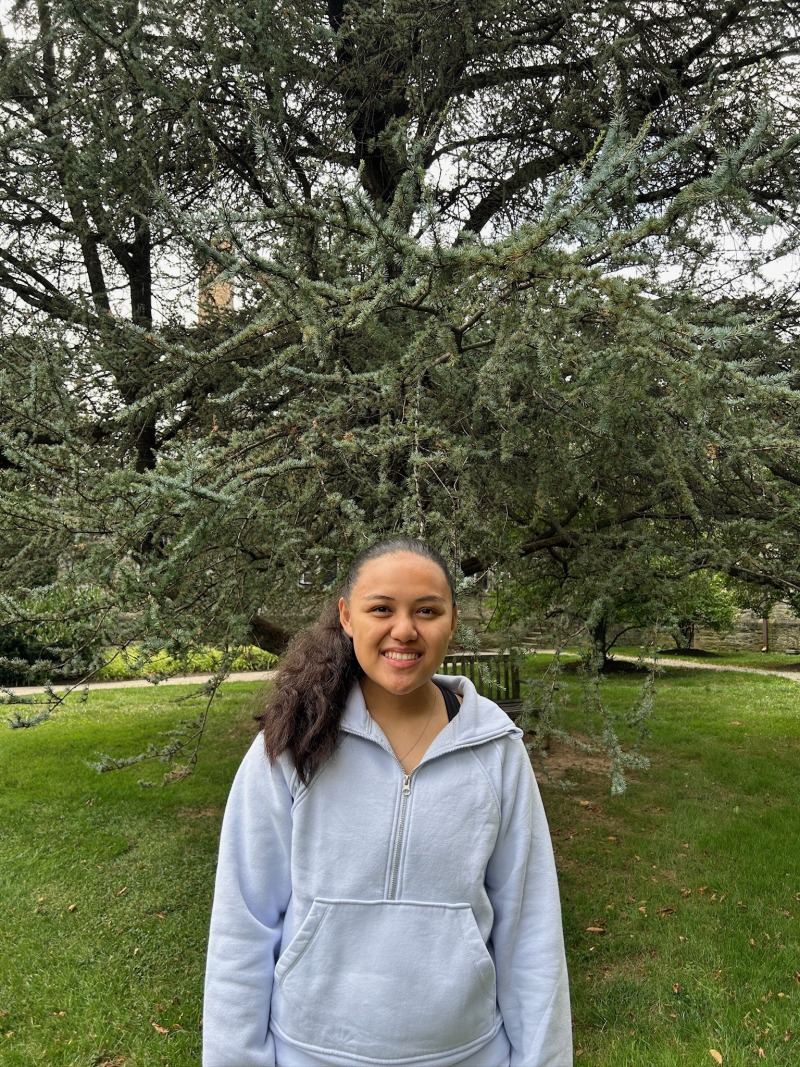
{"left": 203, "top": 538, "right": 572, "bottom": 1067}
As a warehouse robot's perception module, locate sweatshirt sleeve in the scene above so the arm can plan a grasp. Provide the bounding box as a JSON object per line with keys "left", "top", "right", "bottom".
{"left": 485, "top": 740, "right": 573, "bottom": 1067}
{"left": 202, "top": 736, "right": 294, "bottom": 1067}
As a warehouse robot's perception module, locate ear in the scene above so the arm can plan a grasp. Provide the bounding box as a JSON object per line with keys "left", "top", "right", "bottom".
{"left": 338, "top": 597, "right": 354, "bottom": 638}
{"left": 449, "top": 604, "right": 458, "bottom": 640}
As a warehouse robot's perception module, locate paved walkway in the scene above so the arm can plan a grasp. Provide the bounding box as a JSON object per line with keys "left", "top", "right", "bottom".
{"left": 534, "top": 648, "right": 800, "bottom": 683}
{"left": 614, "top": 653, "right": 800, "bottom": 683}
{"left": 1, "top": 670, "right": 277, "bottom": 699}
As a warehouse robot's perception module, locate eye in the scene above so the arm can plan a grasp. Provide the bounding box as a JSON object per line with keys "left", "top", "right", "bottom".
{"left": 369, "top": 605, "right": 391, "bottom": 614}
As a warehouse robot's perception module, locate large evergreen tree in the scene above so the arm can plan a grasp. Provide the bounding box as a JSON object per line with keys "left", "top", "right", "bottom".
{"left": 1, "top": 1, "right": 799, "bottom": 704}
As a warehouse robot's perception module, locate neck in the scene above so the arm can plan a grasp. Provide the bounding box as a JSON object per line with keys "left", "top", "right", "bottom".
{"left": 360, "top": 678, "right": 438, "bottom": 721}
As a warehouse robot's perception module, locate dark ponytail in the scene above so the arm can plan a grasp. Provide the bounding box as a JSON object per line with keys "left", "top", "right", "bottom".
{"left": 259, "top": 600, "right": 360, "bottom": 785}
{"left": 258, "top": 537, "right": 456, "bottom": 784}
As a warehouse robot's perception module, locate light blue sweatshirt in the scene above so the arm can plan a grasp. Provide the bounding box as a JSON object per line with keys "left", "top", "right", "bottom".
{"left": 203, "top": 675, "right": 572, "bottom": 1067}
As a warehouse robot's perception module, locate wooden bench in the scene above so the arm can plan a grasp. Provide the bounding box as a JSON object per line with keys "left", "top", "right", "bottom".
{"left": 440, "top": 652, "right": 524, "bottom": 718}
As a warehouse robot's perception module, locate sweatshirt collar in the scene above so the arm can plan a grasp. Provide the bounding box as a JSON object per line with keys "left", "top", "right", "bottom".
{"left": 340, "top": 675, "right": 522, "bottom": 762}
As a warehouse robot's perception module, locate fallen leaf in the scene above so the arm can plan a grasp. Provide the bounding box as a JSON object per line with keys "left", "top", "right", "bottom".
{"left": 151, "top": 1022, "right": 169, "bottom": 1035}
{"left": 709, "top": 1051, "right": 723, "bottom": 1064}
{"left": 116, "top": 887, "right": 128, "bottom": 897}
{"left": 94, "top": 1050, "right": 125, "bottom": 1066}
{"left": 67, "top": 903, "right": 77, "bottom": 912}
{"left": 586, "top": 926, "right": 605, "bottom": 934}
{"left": 658, "top": 907, "right": 676, "bottom": 917}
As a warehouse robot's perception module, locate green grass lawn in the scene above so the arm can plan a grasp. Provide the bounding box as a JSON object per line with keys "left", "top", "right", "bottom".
{"left": 1, "top": 666, "right": 799, "bottom": 1066}
{"left": 538, "top": 664, "right": 800, "bottom": 1066}
{"left": 0, "top": 683, "right": 264, "bottom": 1067}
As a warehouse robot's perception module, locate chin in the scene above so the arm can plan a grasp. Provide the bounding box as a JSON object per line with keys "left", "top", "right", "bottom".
{"left": 371, "top": 670, "right": 429, "bottom": 696}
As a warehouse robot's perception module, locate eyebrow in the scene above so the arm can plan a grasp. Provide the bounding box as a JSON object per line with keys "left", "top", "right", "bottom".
{"left": 361, "top": 594, "right": 448, "bottom": 604}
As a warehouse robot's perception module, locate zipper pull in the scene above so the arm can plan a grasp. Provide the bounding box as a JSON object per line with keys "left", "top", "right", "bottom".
{"left": 402, "top": 774, "right": 411, "bottom": 796}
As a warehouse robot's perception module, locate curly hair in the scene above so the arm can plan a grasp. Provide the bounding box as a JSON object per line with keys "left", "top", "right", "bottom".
{"left": 259, "top": 537, "right": 456, "bottom": 784}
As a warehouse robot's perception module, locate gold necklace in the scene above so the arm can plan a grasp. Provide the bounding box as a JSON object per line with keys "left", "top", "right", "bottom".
{"left": 394, "top": 686, "right": 439, "bottom": 764}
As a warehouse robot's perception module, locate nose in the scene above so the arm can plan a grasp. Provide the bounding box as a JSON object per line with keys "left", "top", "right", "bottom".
{"left": 390, "top": 611, "right": 418, "bottom": 642}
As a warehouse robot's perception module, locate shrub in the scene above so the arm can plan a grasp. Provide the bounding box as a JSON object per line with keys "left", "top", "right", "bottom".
{"left": 0, "top": 586, "right": 107, "bottom": 685}
{"left": 92, "top": 645, "right": 278, "bottom": 682}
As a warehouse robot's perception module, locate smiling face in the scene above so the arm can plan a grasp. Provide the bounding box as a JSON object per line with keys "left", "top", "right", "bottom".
{"left": 338, "top": 551, "right": 458, "bottom": 700}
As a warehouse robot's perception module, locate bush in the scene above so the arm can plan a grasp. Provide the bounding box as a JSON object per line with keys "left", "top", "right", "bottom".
{"left": 0, "top": 586, "right": 107, "bottom": 686}
{"left": 92, "top": 645, "right": 278, "bottom": 682}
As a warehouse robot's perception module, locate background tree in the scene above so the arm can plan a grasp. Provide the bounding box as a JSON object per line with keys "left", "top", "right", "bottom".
{"left": 1, "top": 2, "right": 799, "bottom": 767}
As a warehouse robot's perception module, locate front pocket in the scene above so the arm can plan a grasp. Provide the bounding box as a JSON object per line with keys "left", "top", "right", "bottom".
{"left": 271, "top": 898, "right": 497, "bottom": 1062}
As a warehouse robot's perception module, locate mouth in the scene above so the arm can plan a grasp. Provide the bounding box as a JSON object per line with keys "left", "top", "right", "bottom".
{"left": 381, "top": 650, "right": 423, "bottom": 663}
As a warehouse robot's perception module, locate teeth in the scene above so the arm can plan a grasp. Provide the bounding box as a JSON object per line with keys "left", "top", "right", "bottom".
{"left": 383, "top": 652, "right": 420, "bottom": 661}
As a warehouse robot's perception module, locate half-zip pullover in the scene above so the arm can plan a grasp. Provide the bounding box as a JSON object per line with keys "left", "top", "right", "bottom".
{"left": 203, "top": 675, "right": 572, "bottom": 1067}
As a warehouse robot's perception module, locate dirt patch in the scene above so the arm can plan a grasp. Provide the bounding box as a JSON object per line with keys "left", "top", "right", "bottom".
{"left": 530, "top": 738, "right": 611, "bottom": 783}
{"left": 177, "top": 806, "right": 220, "bottom": 820}
{"left": 560, "top": 658, "right": 650, "bottom": 675}
{"left": 656, "top": 647, "right": 719, "bottom": 658}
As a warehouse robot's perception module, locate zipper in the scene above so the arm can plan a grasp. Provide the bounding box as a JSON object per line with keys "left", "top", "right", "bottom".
{"left": 387, "top": 771, "right": 412, "bottom": 900}
{"left": 383, "top": 730, "right": 518, "bottom": 900}
{"left": 340, "top": 718, "right": 519, "bottom": 901}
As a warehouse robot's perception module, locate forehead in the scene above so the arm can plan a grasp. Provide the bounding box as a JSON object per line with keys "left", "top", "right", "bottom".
{"left": 351, "top": 552, "right": 450, "bottom": 596}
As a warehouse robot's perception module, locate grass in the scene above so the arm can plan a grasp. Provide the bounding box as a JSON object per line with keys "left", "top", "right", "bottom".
{"left": 1, "top": 664, "right": 799, "bottom": 1065}
{"left": 0, "top": 683, "right": 265, "bottom": 1067}
{"left": 536, "top": 664, "right": 800, "bottom": 1065}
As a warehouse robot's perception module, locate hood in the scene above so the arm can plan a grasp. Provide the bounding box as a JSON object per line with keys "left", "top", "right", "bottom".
{"left": 339, "top": 674, "right": 522, "bottom": 764}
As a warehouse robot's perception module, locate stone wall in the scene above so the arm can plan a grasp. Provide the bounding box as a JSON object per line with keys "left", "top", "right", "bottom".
{"left": 463, "top": 599, "right": 800, "bottom": 655}
{"left": 692, "top": 603, "right": 800, "bottom": 654}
